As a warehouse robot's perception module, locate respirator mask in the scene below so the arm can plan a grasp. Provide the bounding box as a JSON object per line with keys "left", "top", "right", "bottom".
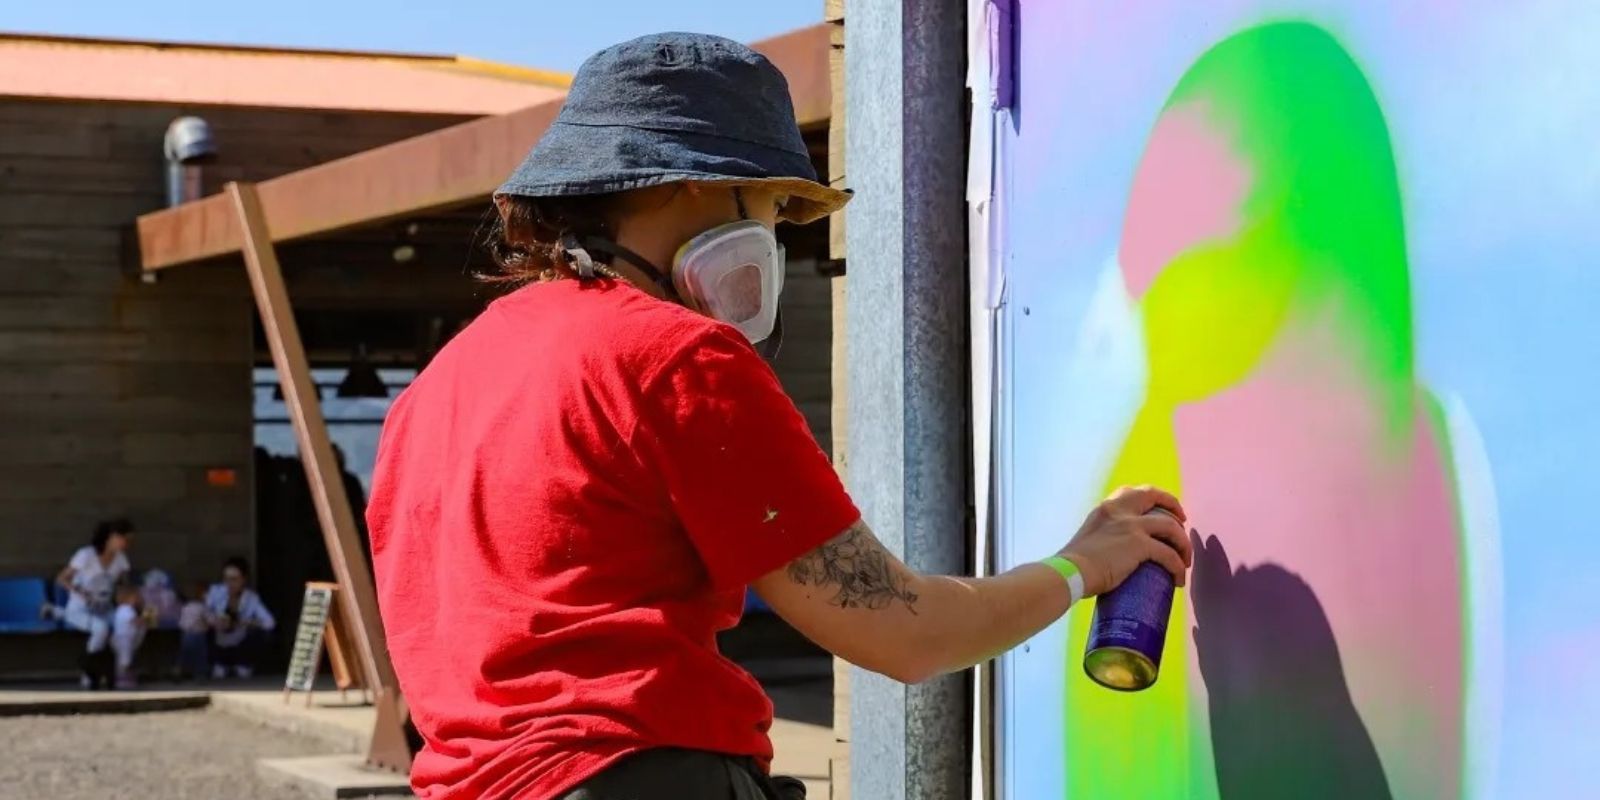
{"left": 565, "top": 189, "right": 787, "bottom": 357}
{"left": 671, "top": 219, "right": 785, "bottom": 348}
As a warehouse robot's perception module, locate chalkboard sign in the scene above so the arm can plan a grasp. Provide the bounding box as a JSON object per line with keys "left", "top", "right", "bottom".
{"left": 285, "top": 583, "right": 336, "bottom": 693}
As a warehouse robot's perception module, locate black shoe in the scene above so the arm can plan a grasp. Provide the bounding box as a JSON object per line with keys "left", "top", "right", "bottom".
{"left": 84, "top": 650, "right": 115, "bottom": 690}
{"left": 77, "top": 653, "right": 99, "bottom": 690}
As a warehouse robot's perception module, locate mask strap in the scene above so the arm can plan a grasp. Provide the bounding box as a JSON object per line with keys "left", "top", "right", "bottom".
{"left": 754, "top": 307, "right": 784, "bottom": 360}
{"left": 559, "top": 233, "right": 607, "bottom": 280}
{"left": 574, "top": 235, "right": 681, "bottom": 300}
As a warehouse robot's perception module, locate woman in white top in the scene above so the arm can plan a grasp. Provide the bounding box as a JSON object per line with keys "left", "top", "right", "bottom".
{"left": 206, "top": 556, "right": 275, "bottom": 679}
{"left": 53, "top": 518, "right": 134, "bottom": 689}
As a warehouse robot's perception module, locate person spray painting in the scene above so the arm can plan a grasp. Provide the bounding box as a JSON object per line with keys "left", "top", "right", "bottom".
{"left": 367, "top": 32, "right": 1193, "bottom": 800}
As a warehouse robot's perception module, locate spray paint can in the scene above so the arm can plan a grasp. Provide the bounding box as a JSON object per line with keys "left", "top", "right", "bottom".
{"left": 1083, "top": 507, "right": 1179, "bottom": 691}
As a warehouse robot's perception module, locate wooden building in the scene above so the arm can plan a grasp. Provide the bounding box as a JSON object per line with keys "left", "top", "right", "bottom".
{"left": 0, "top": 32, "right": 567, "bottom": 586}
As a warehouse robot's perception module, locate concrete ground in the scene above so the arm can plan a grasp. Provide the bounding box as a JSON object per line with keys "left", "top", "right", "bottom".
{"left": 0, "top": 658, "right": 840, "bottom": 798}
{"left": 211, "top": 672, "right": 837, "bottom": 797}
{"left": 0, "top": 709, "right": 329, "bottom": 800}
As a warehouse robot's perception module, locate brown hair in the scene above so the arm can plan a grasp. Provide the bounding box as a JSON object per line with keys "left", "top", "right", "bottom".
{"left": 483, "top": 193, "right": 622, "bottom": 284}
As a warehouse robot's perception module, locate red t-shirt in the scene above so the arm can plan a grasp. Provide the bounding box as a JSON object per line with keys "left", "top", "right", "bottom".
{"left": 367, "top": 279, "right": 859, "bottom": 799}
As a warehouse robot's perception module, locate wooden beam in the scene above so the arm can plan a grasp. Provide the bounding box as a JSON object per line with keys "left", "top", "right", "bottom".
{"left": 827, "top": 11, "right": 848, "bottom": 261}
{"left": 827, "top": 4, "right": 851, "bottom": 797}
{"left": 139, "top": 25, "right": 834, "bottom": 272}
{"left": 228, "top": 182, "right": 412, "bottom": 773}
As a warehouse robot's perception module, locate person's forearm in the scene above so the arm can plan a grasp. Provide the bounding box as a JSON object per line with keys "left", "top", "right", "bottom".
{"left": 904, "top": 563, "right": 1073, "bottom": 680}
{"left": 759, "top": 520, "right": 1079, "bottom": 684}
{"left": 767, "top": 490, "right": 1191, "bottom": 686}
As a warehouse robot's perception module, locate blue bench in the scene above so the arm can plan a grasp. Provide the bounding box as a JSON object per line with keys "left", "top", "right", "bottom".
{"left": 0, "top": 577, "right": 57, "bottom": 634}
{"left": 743, "top": 589, "right": 772, "bottom": 615}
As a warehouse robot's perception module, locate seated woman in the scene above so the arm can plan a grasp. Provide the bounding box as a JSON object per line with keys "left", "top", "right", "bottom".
{"left": 52, "top": 519, "right": 135, "bottom": 690}
{"left": 206, "top": 557, "right": 275, "bottom": 679}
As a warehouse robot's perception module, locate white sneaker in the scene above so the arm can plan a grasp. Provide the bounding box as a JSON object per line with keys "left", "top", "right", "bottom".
{"left": 211, "top": 664, "right": 228, "bottom": 680}
{"left": 233, "top": 665, "right": 253, "bottom": 679}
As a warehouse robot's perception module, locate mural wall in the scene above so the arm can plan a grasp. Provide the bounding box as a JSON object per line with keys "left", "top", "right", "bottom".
{"left": 992, "top": 4, "right": 1599, "bottom": 798}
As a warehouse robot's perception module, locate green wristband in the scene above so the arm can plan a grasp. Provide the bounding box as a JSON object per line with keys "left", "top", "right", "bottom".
{"left": 1041, "top": 555, "right": 1086, "bottom": 606}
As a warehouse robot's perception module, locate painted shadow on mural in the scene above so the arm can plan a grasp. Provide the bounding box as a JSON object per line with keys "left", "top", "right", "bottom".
{"left": 1190, "top": 532, "right": 1392, "bottom": 800}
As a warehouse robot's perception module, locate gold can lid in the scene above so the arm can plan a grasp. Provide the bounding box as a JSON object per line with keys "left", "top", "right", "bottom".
{"left": 1084, "top": 646, "right": 1159, "bottom": 691}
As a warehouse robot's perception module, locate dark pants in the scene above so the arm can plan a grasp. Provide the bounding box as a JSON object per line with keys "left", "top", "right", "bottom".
{"left": 212, "top": 629, "right": 264, "bottom": 670}
{"left": 558, "top": 748, "right": 805, "bottom": 800}
{"left": 178, "top": 631, "right": 209, "bottom": 677}
{"left": 77, "top": 648, "right": 115, "bottom": 690}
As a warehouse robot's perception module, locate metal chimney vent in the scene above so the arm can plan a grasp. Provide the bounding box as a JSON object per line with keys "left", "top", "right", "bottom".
{"left": 163, "top": 116, "right": 217, "bottom": 207}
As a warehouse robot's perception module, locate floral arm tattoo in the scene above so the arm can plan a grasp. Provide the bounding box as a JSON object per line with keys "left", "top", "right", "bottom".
{"left": 786, "top": 520, "right": 919, "bottom": 614}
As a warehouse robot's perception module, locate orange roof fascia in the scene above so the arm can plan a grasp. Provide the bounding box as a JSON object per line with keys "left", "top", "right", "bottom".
{"left": 0, "top": 31, "right": 571, "bottom": 113}
{"left": 136, "top": 24, "right": 829, "bottom": 272}
{"left": 0, "top": 30, "right": 461, "bottom": 60}
{"left": 443, "top": 56, "right": 573, "bottom": 89}
{"left": 0, "top": 30, "right": 571, "bottom": 87}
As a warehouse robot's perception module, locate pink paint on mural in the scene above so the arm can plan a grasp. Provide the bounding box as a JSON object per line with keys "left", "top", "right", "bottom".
{"left": 1120, "top": 103, "right": 1253, "bottom": 299}
{"left": 1175, "top": 323, "right": 1465, "bottom": 799}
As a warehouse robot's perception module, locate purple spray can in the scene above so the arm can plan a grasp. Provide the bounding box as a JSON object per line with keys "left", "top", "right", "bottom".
{"left": 1083, "top": 508, "right": 1179, "bottom": 691}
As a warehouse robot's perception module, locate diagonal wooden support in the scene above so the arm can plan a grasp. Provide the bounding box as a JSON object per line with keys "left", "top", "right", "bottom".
{"left": 228, "top": 182, "right": 413, "bottom": 774}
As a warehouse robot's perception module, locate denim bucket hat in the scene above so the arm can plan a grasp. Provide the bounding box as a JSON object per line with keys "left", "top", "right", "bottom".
{"left": 496, "top": 32, "right": 850, "bottom": 224}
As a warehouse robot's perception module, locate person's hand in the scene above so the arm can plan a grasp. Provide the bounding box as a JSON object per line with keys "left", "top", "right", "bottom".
{"left": 1059, "top": 485, "right": 1194, "bottom": 597}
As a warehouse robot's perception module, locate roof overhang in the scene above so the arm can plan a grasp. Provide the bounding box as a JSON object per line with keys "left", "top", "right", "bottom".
{"left": 135, "top": 24, "right": 832, "bottom": 272}
{"left": 0, "top": 31, "right": 570, "bottom": 113}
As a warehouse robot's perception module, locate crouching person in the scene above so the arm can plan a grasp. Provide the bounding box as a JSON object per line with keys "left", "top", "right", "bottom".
{"left": 207, "top": 557, "right": 275, "bottom": 679}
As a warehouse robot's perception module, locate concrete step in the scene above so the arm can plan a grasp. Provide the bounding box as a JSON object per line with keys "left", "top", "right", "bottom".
{"left": 257, "top": 754, "right": 412, "bottom": 799}
{"left": 211, "top": 687, "right": 373, "bottom": 753}
{"left": 0, "top": 686, "right": 208, "bottom": 717}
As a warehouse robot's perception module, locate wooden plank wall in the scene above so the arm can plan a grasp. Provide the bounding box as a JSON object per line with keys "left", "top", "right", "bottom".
{"left": 769, "top": 255, "right": 834, "bottom": 454}
{"left": 825, "top": 0, "right": 851, "bottom": 796}
{"left": 0, "top": 98, "right": 469, "bottom": 582}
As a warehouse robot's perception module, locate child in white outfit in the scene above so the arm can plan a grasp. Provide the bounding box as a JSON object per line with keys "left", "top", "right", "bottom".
{"left": 110, "top": 585, "right": 147, "bottom": 689}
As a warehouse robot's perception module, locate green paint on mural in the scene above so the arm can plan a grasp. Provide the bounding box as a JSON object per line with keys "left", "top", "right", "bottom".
{"left": 1064, "top": 21, "right": 1417, "bottom": 799}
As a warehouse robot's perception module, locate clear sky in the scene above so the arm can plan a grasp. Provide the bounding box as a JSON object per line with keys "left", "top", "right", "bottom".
{"left": 5, "top": 0, "right": 821, "bottom": 72}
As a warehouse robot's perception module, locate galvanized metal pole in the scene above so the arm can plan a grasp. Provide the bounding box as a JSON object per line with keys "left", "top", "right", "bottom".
{"left": 845, "top": 1, "right": 970, "bottom": 798}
